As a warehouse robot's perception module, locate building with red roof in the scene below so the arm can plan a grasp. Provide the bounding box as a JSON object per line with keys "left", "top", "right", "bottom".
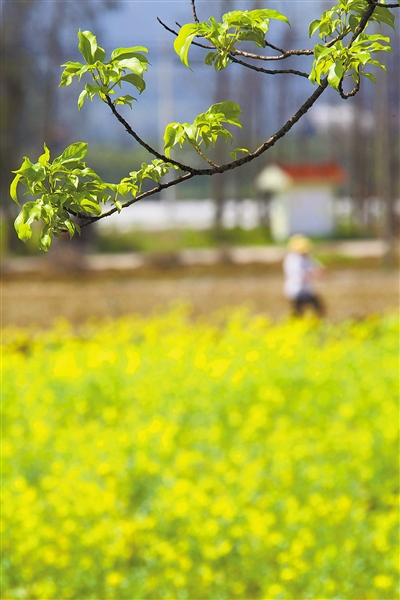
{"left": 255, "top": 162, "right": 347, "bottom": 241}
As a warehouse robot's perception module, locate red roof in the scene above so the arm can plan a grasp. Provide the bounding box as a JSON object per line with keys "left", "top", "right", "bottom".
{"left": 277, "top": 162, "right": 346, "bottom": 184}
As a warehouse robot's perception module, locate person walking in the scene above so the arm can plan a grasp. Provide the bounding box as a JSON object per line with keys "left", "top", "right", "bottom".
{"left": 283, "top": 234, "right": 325, "bottom": 317}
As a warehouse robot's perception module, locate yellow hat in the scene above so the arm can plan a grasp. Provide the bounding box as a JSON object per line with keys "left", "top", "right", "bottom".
{"left": 288, "top": 234, "right": 312, "bottom": 253}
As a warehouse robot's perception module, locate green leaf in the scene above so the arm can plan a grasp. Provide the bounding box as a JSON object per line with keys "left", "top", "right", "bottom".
{"left": 114, "top": 95, "right": 137, "bottom": 107}
{"left": 23, "top": 201, "right": 43, "bottom": 225}
{"left": 120, "top": 73, "right": 146, "bottom": 93}
{"left": 117, "top": 57, "right": 145, "bottom": 75}
{"left": 205, "top": 52, "right": 217, "bottom": 66}
{"left": 111, "top": 46, "right": 149, "bottom": 61}
{"left": 229, "top": 147, "right": 249, "bottom": 160}
{"left": 61, "top": 61, "right": 84, "bottom": 73}
{"left": 360, "top": 71, "right": 376, "bottom": 83}
{"left": 13, "top": 158, "right": 47, "bottom": 183}
{"left": 94, "top": 45, "right": 106, "bottom": 62}
{"left": 58, "top": 142, "right": 88, "bottom": 164}
{"left": 78, "top": 30, "right": 98, "bottom": 64}
{"left": 207, "top": 101, "right": 242, "bottom": 127}
{"left": 80, "top": 198, "right": 102, "bottom": 215}
{"left": 327, "top": 61, "right": 345, "bottom": 89}
{"left": 10, "top": 174, "right": 21, "bottom": 205}
{"left": 174, "top": 23, "right": 199, "bottom": 68}
{"left": 309, "top": 19, "right": 320, "bottom": 38}
{"left": 38, "top": 225, "right": 52, "bottom": 252}
{"left": 163, "top": 125, "right": 179, "bottom": 152}
{"left": 372, "top": 6, "right": 396, "bottom": 29}
{"left": 78, "top": 89, "right": 88, "bottom": 110}
{"left": 14, "top": 211, "right": 32, "bottom": 243}
{"left": 38, "top": 143, "right": 50, "bottom": 166}
{"left": 64, "top": 219, "right": 76, "bottom": 240}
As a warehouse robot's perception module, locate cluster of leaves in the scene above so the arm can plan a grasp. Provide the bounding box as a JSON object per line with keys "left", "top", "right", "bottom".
{"left": 3, "top": 311, "right": 399, "bottom": 599}
{"left": 309, "top": 0, "right": 395, "bottom": 40}
{"left": 174, "top": 9, "right": 290, "bottom": 70}
{"left": 309, "top": 33, "right": 392, "bottom": 88}
{"left": 11, "top": 143, "right": 179, "bottom": 250}
{"left": 60, "top": 30, "right": 149, "bottom": 109}
{"left": 10, "top": 143, "right": 112, "bottom": 251}
{"left": 163, "top": 101, "right": 248, "bottom": 162}
{"left": 309, "top": 0, "right": 395, "bottom": 89}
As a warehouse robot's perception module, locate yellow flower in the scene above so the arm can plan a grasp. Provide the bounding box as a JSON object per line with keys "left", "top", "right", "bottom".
{"left": 373, "top": 574, "right": 393, "bottom": 589}
{"left": 106, "top": 571, "right": 123, "bottom": 587}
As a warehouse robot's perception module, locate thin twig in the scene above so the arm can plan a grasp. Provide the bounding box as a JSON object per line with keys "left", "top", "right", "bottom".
{"left": 191, "top": 0, "right": 199, "bottom": 23}
{"left": 104, "top": 95, "right": 197, "bottom": 174}
{"left": 81, "top": 172, "right": 196, "bottom": 226}
{"left": 229, "top": 55, "right": 309, "bottom": 78}
{"left": 338, "top": 77, "right": 361, "bottom": 99}
{"left": 232, "top": 47, "right": 313, "bottom": 61}
{"left": 157, "top": 17, "right": 312, "bottom": 60}
{"left": 194, "top": 146, "right": 220, "bottom": 168}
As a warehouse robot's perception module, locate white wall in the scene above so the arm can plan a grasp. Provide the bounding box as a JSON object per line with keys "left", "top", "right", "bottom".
{"left": 270, "top": 186, "right": 335, "bottom": 241}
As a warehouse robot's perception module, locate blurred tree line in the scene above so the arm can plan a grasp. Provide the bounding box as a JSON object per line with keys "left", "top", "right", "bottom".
{"left": 1, "top": 0, "right": 398, "bottom": 256}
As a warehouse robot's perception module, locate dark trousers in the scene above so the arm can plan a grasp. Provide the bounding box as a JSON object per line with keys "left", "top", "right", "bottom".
{"left": 292, "top": 291, "right": 325, "bottom": 317}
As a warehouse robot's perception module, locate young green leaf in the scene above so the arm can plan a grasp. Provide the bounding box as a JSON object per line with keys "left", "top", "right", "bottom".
{"left": 58, "top": 142, "right": 88, "bottom": 164}
{"left": 78, "top": 30, "right": 98, "bottom": 64}
{"left": 38, "top": 143, "right": 51, "bottom": 166}
{"left": 14, "top": 211, "right": 33, "bottom": 243}
{"left": 110, "top": 47, "right": 149, "bottom": 62}
{"left": 229, "top": 147, "right": 249, "bottom": 160}
{"left": 10, "top": 174, "right": 21, "bottom": 205}
{"left": 206, "top": 101, "right": 242, "bottom": 127}
{"left": 174, "top": 23, "right": 199, "bottom": 69}
{"left": 117, "top": 57, "right": 146, "bottom": 75}
{"left": 120, "top": 73, "right": 146, "bottom": 93}
{"left": 38, "top": 225, "right": 52, "bottom": 252}
{"left": 78, "top": 89, "right": 88, "bottom": 110}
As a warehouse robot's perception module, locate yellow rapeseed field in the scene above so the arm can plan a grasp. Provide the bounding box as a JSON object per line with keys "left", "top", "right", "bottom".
{"left": 2, "top": 308, "right": 399, "bottom": 599}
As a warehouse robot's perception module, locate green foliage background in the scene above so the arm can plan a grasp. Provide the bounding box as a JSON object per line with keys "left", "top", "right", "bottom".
{"left": 2, "top": 309, "right": 399, "bottom": 599}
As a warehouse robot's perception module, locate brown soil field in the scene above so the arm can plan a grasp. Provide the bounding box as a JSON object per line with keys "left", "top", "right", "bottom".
{"left": 2, "top": 264, "right": 398, "bottom": 328}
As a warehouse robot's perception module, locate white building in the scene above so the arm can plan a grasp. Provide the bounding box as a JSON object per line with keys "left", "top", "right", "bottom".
{"left": 255, "top": 163, "right": 346, "bottom": 241}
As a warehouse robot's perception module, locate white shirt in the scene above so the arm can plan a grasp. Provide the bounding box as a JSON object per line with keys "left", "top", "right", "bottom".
{"left": 283, "top": 252, "right": 320, "bottom": 299}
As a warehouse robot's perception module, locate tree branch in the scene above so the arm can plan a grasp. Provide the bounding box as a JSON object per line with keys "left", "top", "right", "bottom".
{"left": 191, "top": 0, "right": 199, "bottom": 24}
{"left": 157, "top": 17, "right": 213, "bottom": 50}
{"left": 338, "top": 77, "right": 361, "bottom": 99}
{"left": 229, "top": 55, "right": 309, "bottom": 78}
{"left": 104, "top": 95, "right": 198, "bottom": 174}
{"left": 231, "top": 47, "right": 313, "bottom": 61}
{"left": 81, "top": 172, "right": 196, "bottom": 226}
{"left": 194, "top": 146, "right": 220, "bottom": 167}
{"left": 157, "top": 17, "right": 313, "bottom": 60}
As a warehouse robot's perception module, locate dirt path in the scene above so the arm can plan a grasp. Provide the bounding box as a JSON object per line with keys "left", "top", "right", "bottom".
{"left": 2, "top": 267, "right": 398, "bottom": 328}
